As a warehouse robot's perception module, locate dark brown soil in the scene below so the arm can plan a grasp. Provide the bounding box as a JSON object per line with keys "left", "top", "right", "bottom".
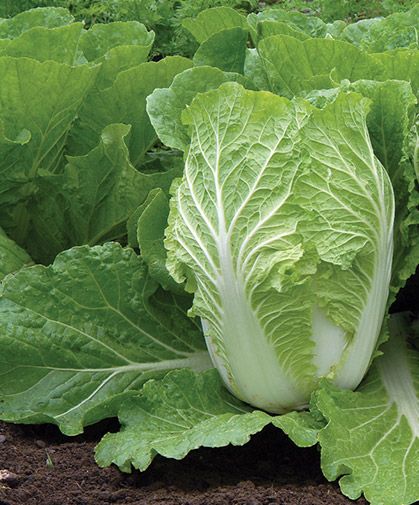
{"left": 0, "top": 420, "right": 367, "bottom": 505}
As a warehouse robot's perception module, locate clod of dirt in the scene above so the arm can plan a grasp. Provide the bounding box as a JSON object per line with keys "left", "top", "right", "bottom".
{"left": 0, "top": 435, "right": 6, "bottom": 444}
{"left": 0, "top": 470, "right": 19, "bottom": 487}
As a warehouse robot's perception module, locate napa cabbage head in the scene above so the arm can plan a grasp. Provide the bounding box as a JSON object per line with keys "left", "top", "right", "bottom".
{"left": 165, "top": 83, "right": 394, "bottom": 413}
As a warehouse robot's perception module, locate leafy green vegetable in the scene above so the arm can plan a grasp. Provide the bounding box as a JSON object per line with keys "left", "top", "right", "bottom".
{"left": 165, "top": 82, "right": 394, "bottom": 412}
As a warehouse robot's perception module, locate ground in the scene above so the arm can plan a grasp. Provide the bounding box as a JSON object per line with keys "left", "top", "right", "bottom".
{"left": 0, "top": 420, "right": 367, "bottom": 505}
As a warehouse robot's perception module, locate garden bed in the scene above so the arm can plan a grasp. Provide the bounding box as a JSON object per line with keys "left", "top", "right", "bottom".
{"left": 0, "top": 420, "right": 365, "bottom": 505}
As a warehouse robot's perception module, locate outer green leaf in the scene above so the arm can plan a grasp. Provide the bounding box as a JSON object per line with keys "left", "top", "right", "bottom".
{"left": 258, "top": 35, "right": 381, "bottom": 97}
{"left": 25, "top": 124, "right": 182, "bottom": 263}
{"left": 272, "top": 410, "right": 324, "bottom": 448}
{"left": 166, "top": 82, "right": 394, "bottom": 413}
{"left": 64, "top": 124, "right": 180, "bottom": 247}
{"left": 182, "top": 7, "right": 248, "bottom": 44}
{"left": 68, "top": 56, "right": 193, "bottom": 163}
{"left": 193, "top": 28, "right": 248, "bottom": 74}
{"left": 0, "top": 7, "right": 73, "bottom": 39}
{"left": 147, "top": 65, "right": 250, "bottom": 151}
{"left": 244, "top": 48, "right": 270, "bottom": 90}
{"left": 340, "top": 7, "right": 419, "bottom": 52}
{"left": 247, "top": 8, "right": 329, "bottom": 41}
{"left": 135, "top": 188, "right": 184, "bottom": 294}
{"left": 0, "top": 228, "right": 32, "bottom": 281}
{"left": 0, "top": 243, "right": 210, "bottom": 435}
{"left": 372, "top": 49, "right": 419, "bottom": 96}
{"left": 0, "top": 57, "right": 98, "bottom": 250}
{"left": 348, "top": 80, "right": 417, "bottom": 294}
{"left": 79, "top": 21, "right": 154, "bottom": 62}
{"left": 314, "top": 315, "right": 419, "bottom": 505}
{"left": 0, "top": 23, "right": 85, "bottom": 64}
{"left": 95, "top": 368, "right": 274, "bottom": 472}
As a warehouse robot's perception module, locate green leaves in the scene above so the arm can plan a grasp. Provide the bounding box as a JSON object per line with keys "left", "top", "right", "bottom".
{"left": 0, "top": 8, "right": 192, "bottom": 264}
{"left": 147, "top": 65, "right": 249, "bottom": 151}
{"left": 95, "top": 369, "right": 273, "bottom": 472}
{"left": 313, "top": 315, "right": 419, "bottom": 505}
{"left": 0, "top": 243, "right": 210, "bottom": 435}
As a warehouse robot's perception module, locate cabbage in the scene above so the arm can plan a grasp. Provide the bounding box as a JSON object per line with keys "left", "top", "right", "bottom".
{"left": 165, "top": 82, "right": 394, "bottom": 412}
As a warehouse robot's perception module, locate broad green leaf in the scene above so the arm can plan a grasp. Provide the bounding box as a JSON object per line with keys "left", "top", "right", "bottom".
{"left": 182, "top": 7, "right": 248, "bottom": 44}
{"left": 95, "top": 368, "right": 274, "bottom": 472}
{"left": 0, "top": 243, "right": 210, "bottom": 435}
{"left": 90, "top": 45, "right": 153, "bottom": 90}
{"left": 193, "top": 28, "right": 248, "bottom": 74}
{"left": 0, "top": 57, "right": 98, "bottom": 250}
{"left": 79, "top": 21, "right": 154, "bottom": 62}
{"left": 165, "top": 82, "right": 394, "bottom": 413}
{"left": 68, "top": 56, "right": 193, "bottom": 163}
{"left": 372, "top": 49, "right": 419, "bottom": 96}
{"left": 127, "top": 190, "right": 158, "bottom": 249}
{"left": 313, "top": 315, "right": 419, "bottom": 505}
{"left": 258, "top": 35, "right": 381, "bottom": 97}
{"left": 147, "top": 65, "right": 250, "bottom": 151}
{"left": 0, "top": 228, "right": 32, "bottom": 281}
{"left": 247, "top": 8, "right": 329, "bottom": 41}
{"left": 0, "top": 23, "right": 85, "bottom": 65}
{"left": 63, "top": 123, "right": 181, "bottom": 246}
{"left": 0, "top": 7, "right": 73, "bottom": 39}
{"left": 255, "top": 20, "right": 311, "bottom": 42}
{"left": 79, "top": 22, "right": 155, "bottom": 89}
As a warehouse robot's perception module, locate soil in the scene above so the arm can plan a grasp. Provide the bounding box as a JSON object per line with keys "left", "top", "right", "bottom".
{"left": 0, "top": 420, "right": 367, "bottom": 505}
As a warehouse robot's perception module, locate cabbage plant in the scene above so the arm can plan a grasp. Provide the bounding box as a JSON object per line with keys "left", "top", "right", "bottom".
{"left": 0, "top": 7, "right": 418, "bottom": 505}
{"left": 165, "top": 82, "right": 395, "bottom": 412}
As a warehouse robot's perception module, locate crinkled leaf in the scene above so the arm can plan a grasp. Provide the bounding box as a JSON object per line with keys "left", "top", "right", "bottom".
{"left": 80, "top": 21, "right": 154, "bottom": 61}
{"left": 341, "top": 7, "right": 419, "bottom": 52}
{"left": 348, "top": 80, "right": 417, "bottom": 294}
{"left": 313, "top": 314, "right": 419, "bottom": 505}
{"left": 0, "top": 243, "right": 210, "bottom": 435}
{"left": 79, "top": 22, "right": 155, "bottom": 89}
{"left": 244, "top": 48, "right": 270, "bottom": 90}
{"left": 95, "top": 368, "right": 274, "bottom": 472}
{"left": 147, "top": 65, "right": 250, "bottom": 151}
{"left": 272, "top": 410, "right": 324, "bottom": 448}
{"left": 372, "top": 49, "right": 419, "bottom": 96}
{"left": 248, "top": 8, "right": 329, "bottom": 41}
{"left": 135, "top": 188, "right": 184, "bottom": 294}
{"left": 25, "top": 123, "right": 182, "bottom": 263}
